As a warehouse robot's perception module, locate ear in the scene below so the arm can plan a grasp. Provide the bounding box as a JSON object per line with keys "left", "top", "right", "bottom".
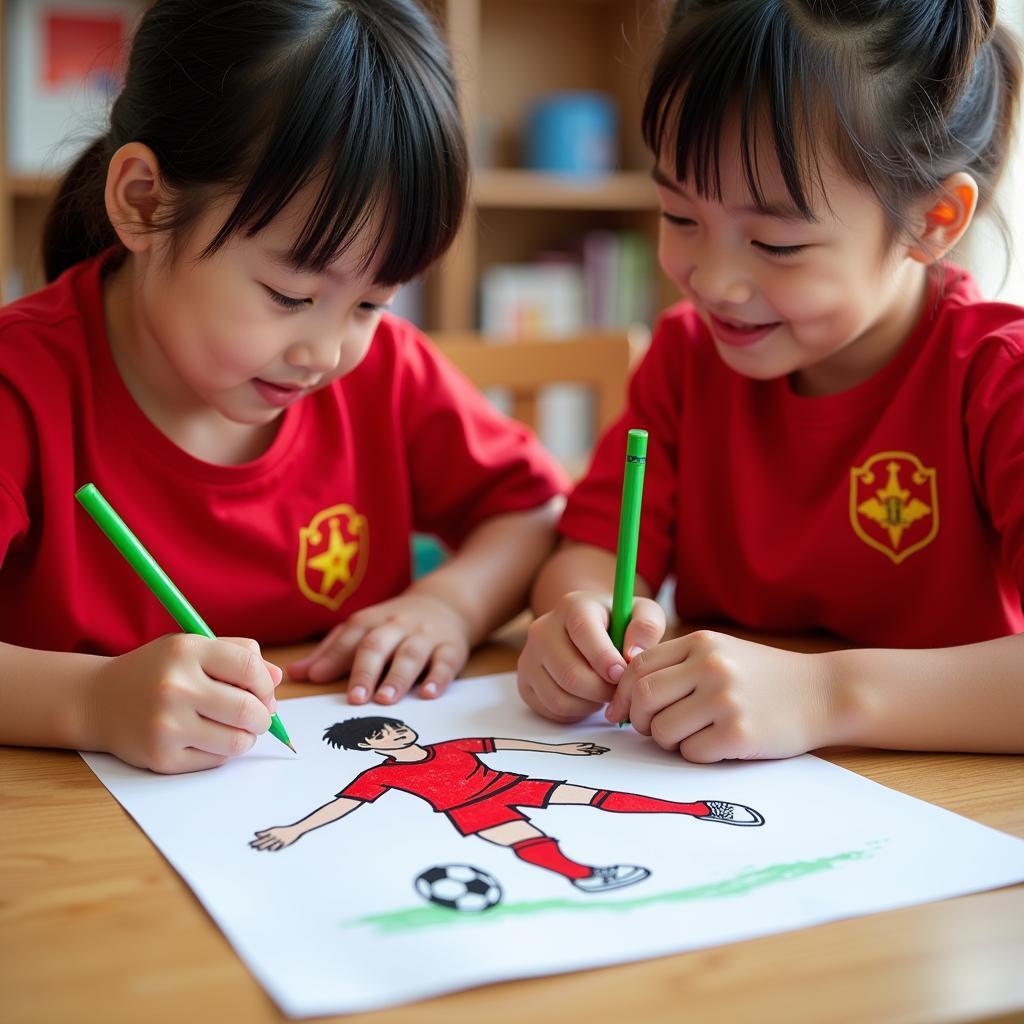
{"left": 104, "top": 142, "right": 170, "bottom": 254}
{"left": 907, "top": 173, "right": 979, "bottom": 264}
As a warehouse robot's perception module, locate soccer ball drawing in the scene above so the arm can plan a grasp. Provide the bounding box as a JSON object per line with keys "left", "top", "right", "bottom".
{"left": 415, "top": 864, "right": 503, "bottom": 912}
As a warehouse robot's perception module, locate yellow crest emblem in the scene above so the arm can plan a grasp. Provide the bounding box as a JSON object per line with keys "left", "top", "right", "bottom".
{"left": 850, "top": 451, "right": 938, "bottom": 565}
{"left": 296, "top": 505, "right": 369, "bottom": 611}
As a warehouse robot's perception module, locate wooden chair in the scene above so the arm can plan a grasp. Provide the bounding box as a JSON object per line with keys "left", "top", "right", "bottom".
{"left": 431, "top": 329, "right": 644, "bottom": 436}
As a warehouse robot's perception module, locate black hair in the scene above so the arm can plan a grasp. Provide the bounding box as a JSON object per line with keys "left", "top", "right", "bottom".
{"left": 323, "top": 717, "right": 405, "bottom": 750}
{"left": 43, "top": 0, "right": 468, "bottom": 285}
{"left": 643, "top": 0, "right": 1021, "bottom": 248}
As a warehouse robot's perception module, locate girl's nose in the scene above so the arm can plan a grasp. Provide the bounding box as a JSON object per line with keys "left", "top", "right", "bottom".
{"left": 688, "top": 258, "right": 753, "bottom": 308}
{"left": 285, "top": 338, "right": 342, "bottom": 375}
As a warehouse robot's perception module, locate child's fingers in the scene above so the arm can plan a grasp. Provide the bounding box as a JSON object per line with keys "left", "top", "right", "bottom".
{"left": 650, "top": 697, "right": 721, "bottom": 760}
{"left": 195, "top": 680, "right": 273, "bottom": 735}
{"left": 190, "top": 717, "right": 259, "bottom": 759}
{"left": 419, "top": 644, "right": 464, "bottom": 699}
{"left": 290, "top": 624, "right": 365, "bottom": 683}
{"left": 200, "top": 637, "right": 278, "bottom": 709}
{"left": 520, "top": 660, "right": 603, "bottom": 722}
{"left": 606, "top": 637, "right": 688, "bottom": 723}
{"left": 676, "top": 721, "right": 738, "bottom": 764}
{"left": 617, "top": 665, "right": 696, "bottom": 735}
{"left": 374, "top": 634, "right": 435, "bottom": 704}
{"left": 347, "top": 624, "right": 406, "bottom": 703}
{"left": 538, "top": 630, "right": 617, "bottom": 705}
{"left": 622, "top": 599, "right": 667, "bottom": 659}
{"left": 152, "top": 749, "right": 228, "bottom": 775}
{"left": 563, "top": 603, "right": 626, "bottom": 683}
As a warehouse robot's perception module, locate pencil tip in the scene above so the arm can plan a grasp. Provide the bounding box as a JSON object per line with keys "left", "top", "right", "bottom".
{"left": 288, "top": 742, "right": 298, "bottom": 754}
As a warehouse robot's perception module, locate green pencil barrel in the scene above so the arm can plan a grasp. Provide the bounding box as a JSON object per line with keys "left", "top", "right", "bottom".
{"left": 609, "top": 429, "right": 648, "bottom": 651}
{"left": 75, "top": 482, "right": 294, "bottom": 752}
{"left": 75, "top": 484, "right": 215, "bottom": 638}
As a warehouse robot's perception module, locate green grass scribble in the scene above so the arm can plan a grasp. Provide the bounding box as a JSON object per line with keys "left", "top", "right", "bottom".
{"left": 352, "top": 846, "right": 878, "bottom": 935}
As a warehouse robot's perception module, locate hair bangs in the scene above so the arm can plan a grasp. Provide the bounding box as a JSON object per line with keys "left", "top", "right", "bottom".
{"left": 643, "top": 2, "right": 829, "bottom": 222}
{"left": 203, "top": 5, "right": 466, "bottom": 285}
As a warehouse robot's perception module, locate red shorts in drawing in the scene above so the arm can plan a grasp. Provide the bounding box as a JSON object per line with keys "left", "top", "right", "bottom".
{"left": 445, "top": 778, "right": 560, "bottom": 835}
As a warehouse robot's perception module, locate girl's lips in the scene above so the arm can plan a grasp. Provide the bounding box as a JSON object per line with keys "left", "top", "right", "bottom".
{"left": 253, "top": 379, "right": 308, "bottom": 407}
{"left": 708, "top": 312, "right": 782, "bottom": 348}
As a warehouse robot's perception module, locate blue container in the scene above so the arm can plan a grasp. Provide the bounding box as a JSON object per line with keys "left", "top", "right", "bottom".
{"left": 526, "top": 91, "right": 618, "bottom": 178}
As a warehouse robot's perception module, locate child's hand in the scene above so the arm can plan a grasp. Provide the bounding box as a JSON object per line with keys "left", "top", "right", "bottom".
{"left": 516, "top": 591, "right": 666, "bottom": 723}
{"left": 606, "top": 630, "right": 839, "bottom": 761}
{"left": 286, "top": 593, "right": 471, "bottom": 703}
{"left": 90, "top": 635, "right": 283, "bottom": 774}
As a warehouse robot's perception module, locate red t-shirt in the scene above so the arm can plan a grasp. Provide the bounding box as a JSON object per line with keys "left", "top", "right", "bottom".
{"left": 561, "top": 266, "right": 1024, "bottom": 648}
{"left": 0, "top": 256, "right": 568, "bottom": 654}
{"left": 336, "top": 738, "right": 524, "bottom": 809}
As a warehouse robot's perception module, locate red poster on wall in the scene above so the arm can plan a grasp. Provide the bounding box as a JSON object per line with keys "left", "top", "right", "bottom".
{"left": 43, "top": 11, "right": 128, "bottom": 91}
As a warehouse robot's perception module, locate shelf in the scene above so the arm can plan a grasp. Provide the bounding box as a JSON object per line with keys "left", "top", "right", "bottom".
{"left": 472, "top": 169, "right": 657, "bottom": 211}
{"left": 7, "top": 174, "right": 58, "bottom": 199}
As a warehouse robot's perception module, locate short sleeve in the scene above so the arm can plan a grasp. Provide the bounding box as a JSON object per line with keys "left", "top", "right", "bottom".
{"left": 446, "top": 737, "right": 494, "bottom": 753}
{"left": 963, "top": 334, "right": 1024, "bottom": 594}
{"left": 0, "top": 380, "right": 34, "bottom": 565}
{"left": 559, "top": 314, "right": 686, "bottom": 593}
{"left": 336, "top": 767, "right": 389, "bottom": 802}
{"left": 399, "top": 330, "right": 569, "bottom": 549}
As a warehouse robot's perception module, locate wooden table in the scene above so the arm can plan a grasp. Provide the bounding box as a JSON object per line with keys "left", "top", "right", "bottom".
{"left": 3, "top": 633, "right": 1023, "bottom": 1024}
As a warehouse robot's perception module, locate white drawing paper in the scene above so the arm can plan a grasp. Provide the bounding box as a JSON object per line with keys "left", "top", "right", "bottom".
{"left": 81, "top": 673, "right": 1024, "bottom": 1018}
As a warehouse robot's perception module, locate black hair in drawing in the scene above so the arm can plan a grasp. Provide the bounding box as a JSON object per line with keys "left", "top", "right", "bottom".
{"left": 324, "top": 717, "right": 405, "bottom": 750}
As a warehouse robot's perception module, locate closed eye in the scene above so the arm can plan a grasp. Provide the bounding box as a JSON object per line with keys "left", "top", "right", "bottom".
{"left": 661, "top": 212, "right": 696, "bottom": 228}
{"left": 262, "top": 285, "right": 312, "bottom": 310}
{"left": 752, "top": 241, "right": 808, "bottom": 258}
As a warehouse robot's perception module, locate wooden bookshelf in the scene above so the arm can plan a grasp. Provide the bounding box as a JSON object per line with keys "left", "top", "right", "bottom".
{"left": 473, "top": 170, "right": 658, "bottom": 211}
{"left": 1, "top": 0, "right": 672, "bottom": 322}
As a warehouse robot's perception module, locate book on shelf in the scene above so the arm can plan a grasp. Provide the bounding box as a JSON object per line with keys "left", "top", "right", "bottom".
{"left": 476, "top": 232, "right": 653, "bottom": 466}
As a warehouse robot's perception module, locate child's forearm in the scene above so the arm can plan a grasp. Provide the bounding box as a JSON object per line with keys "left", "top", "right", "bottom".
{"left": 531, "top": 541, "right": 652, "bottom": 615}
{"left": 0, "top": 642, "right": 106, "bottom": 750}
{"left": 827, "top": 634, "right": 1024, "bottom": 753}
{"left": 410, "top": 498, "right": 564, "bottom": 644}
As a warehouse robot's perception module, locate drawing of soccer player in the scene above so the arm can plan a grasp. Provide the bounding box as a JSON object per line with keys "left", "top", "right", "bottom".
{"left": 250, "top": 718, "right": 765, "bottom": 893}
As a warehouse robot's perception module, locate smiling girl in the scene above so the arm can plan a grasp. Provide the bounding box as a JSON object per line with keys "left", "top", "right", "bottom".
{"left": 517, "top": 0, "right": 1024, "bottom": 760}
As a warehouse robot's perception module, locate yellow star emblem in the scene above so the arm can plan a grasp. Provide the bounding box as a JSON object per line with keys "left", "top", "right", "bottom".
{"left": 306, "top": 518, "right": 359, "bottom": 594}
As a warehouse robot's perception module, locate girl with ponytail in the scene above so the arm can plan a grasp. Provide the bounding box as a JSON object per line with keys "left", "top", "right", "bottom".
{"left": 520, "top": 0, "right": 1024, "bottom": 760}
{"left": 0, "top": 1, "right": 566, "bottom": 774}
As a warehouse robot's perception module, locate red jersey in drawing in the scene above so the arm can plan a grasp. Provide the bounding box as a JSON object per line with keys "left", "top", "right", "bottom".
{"left": 561, "top": 265, "right": 1024, "bottom": 648}
{"left": 0, "top": 254, "right": 567, "bottom": 655}
{"left": 336, "top": 738, "right": 526, "bottom": 811}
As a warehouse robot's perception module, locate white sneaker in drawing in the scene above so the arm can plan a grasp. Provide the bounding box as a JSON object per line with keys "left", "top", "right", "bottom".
{"left": 572, "top": 864, "right": 650, "bottom": 893}
{"left": 697, "top": 801, "right": 765, "bottom": 826}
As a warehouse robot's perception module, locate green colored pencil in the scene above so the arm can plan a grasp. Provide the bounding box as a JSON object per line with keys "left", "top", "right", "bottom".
{"left": 610, "top": 429, "right": 648, "bottom": 727}
{"left": 75, "top": 483, "right": 296, "bottom": 753}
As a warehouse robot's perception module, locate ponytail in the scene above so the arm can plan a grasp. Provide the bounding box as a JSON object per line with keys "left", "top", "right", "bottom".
{"left": 42, "top": 135, "right": 119, "bottom": 283}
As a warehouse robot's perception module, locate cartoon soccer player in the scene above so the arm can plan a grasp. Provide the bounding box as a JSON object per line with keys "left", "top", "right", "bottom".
{"left": 250, "top": 718, "right": 765, "bottom": 893}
